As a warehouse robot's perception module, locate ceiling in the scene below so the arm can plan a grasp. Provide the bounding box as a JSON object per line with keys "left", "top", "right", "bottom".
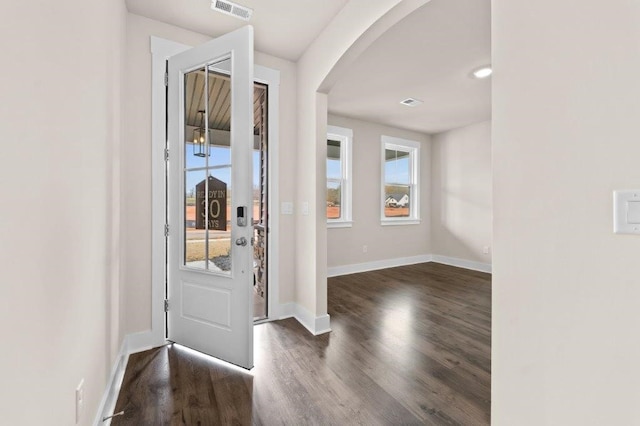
{"left": 127, "top": 0, "right": 491, "bottom": 135}
{"left": 126, "top": 0, "right": 348, "bottom": 61}
{"left": 328, "top": 0, "right": 491, "bottom": 134}
{"left": 184, "top": 68, "right": 266, "bottom": 133}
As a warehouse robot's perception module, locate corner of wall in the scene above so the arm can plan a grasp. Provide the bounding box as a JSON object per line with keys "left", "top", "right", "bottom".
{"left": 279, "top": 302, "right": 332, "bottom": 335}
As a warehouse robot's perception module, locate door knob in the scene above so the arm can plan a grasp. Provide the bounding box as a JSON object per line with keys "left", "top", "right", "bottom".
{"left": 235, "top": 237, "right": 247, "bottom": 246}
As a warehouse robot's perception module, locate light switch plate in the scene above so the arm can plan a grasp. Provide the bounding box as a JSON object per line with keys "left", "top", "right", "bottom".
{"left": 613, "top": 190, "right": 640, "bottom": 234}
{"left": 281, "top": 202, "right": 293, "bottom": 215}
{"left": 627, "top": 201, "right": 640, "bottom": 224}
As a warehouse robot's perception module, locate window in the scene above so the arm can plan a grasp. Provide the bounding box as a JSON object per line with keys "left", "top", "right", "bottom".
{"left": 381, "top": 136, "right": 420, "bottom": 225}
{"left": 326, "top": 125, "right": 353, "bottom": 227}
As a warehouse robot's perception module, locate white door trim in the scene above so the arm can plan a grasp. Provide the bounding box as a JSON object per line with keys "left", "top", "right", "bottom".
{"left": 252, "top": 65, "right": 282, "bottom": 321}
{"left": 150, "top": 36, "right": 281, "bottom": 348}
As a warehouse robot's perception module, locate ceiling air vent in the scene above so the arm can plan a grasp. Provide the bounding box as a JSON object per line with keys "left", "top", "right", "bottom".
{"left": 212, "top": 0, "right": 253, "bottom": 21}
{"left": 400, "top": 97, "right": 424, "bottom": 107}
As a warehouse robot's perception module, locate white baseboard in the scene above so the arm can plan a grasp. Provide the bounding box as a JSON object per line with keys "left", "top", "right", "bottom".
{"left": 327, "top": 254, "right": 433, "bottom": 277}
{"left": 126, "top": 330, "right": 157, "bottom": 355}
{"left": 431, "top": 254, "right": 492, "bottom": 273}
{"left": 279, "top": 302, "right": 331, "bottom": 335}
{"left": 93, "top": 331, "right": 158, "bottom": 425}
{"left": 94, "top": 340, "right": 129, "bottom": 426}
{"left": 278, "top": 302, "right": 296, "bottom": 319}
{"left": 314, "top": 314, "right": 331, "bottom": 335}
{"left": 327, "top": 253, "right": 492, "bottom": 277}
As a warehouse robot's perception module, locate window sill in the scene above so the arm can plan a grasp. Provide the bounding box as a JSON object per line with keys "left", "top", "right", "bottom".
{"left": 380, "top": 219, "right": 421, "bottom": 226}
{"left": 327, "top": 220, "right": 353, "bottom": 229}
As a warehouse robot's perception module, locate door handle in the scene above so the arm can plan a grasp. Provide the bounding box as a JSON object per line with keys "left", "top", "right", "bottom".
{"left": 235, "top": 237, "right": 247, "bottom": 246}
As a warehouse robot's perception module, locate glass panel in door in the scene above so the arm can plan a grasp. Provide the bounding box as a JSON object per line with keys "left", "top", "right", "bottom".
{"left": 183, "top": 60, "right": 233, "bottom": 274}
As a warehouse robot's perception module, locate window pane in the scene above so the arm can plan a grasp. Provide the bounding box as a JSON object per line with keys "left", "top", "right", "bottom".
{"left": 327, "top": 180, "right": 342, "bottom": 219}
{"left": 205, "top": 61, "right": 232, "bottom": 274}
{"left": 185, "top": 170, "right": 207, "bottom": 269}
{"left": 184, "top": 67, "right": 208, "bottom": 169}
{"left": 183, "top": 59, "right": 233, "bottom": 273}
{"left": 384, "top": 184, "right": 410, "bottom": 217}
{"left": 183, "top": 63, "right": 232, "bottom": 169}
{"left": 327, "top": 139, "right": 342, "bottom": 180}
{"left": 384, "top": 149, "right": 410, "bottom": 185}
{"left": 206, "top": 169, "right": 231, "bottom": 274}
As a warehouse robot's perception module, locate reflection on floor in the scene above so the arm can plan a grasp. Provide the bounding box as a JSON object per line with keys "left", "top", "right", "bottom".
{"left": 111, "top": 262, "right": 491, "bottom": 425}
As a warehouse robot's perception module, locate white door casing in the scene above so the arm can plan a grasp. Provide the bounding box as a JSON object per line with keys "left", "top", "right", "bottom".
{"left": 167, "top": 26, "right": 254, "bottom": 369}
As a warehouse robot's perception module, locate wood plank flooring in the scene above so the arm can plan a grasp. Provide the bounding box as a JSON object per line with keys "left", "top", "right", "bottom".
{"left": 111, "top": 262, "right": 491, "bottom": 425}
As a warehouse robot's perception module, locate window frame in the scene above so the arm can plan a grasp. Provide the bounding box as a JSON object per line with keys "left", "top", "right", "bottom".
{"left": 380, "top": 135, "right": 421, "bottom": 226}
{"left": 326, "top": 125, "right": 353, "bottom": 228}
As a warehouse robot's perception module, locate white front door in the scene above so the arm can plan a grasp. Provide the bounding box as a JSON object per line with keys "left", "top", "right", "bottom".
{"left": 167, "top": 26, "right": 254, "bottom": 369}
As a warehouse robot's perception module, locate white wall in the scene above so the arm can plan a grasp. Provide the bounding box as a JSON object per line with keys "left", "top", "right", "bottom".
{"left": 327, "top": 114, "right": 431, "bottom": 269}
{"left": 122, "top": 13, "right": 298, "bottom": 334}
{"left": 493, "top": 1, "right": 640, "bottom": 423}
{"left": 432, "top": 121, "right": 492, "bottom": 264}
{"left": 0, "top": 0, "right": 126, "bottom": 424}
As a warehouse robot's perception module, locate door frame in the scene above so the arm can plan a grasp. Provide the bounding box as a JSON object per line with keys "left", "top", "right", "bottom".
{"left": 149, "top": 36, "right": 281, "bottom": 349}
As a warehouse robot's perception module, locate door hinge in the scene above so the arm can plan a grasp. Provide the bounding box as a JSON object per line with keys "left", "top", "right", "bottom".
{"left": 164, "top": 148, "right": 169, "bottom": 162}
{"left": 164, "top": 224, "right": 170, "bottom": 237}
{"left": 164, "top": 299, "right": 170, "bottom": 312}
{"left": 251, "top": 237, "right": 255, "bottom": 246}
{"left": 164, "top": 71, "right": 168, "bottom": 87}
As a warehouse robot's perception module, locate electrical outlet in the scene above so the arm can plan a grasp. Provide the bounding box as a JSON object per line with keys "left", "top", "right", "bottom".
{"left": 76, "top": 379, "right": 84, "bottom": 424}
{"left": 482, "top": 246, "right": 491, "bottom": 255}
{"left": 363, "top": 245, "right": 368, "bottom": 253}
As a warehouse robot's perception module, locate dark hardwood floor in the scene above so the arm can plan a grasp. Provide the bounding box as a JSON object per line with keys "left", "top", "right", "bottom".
{"left": 111, "top": 262, "right": 491, "bottom": 425}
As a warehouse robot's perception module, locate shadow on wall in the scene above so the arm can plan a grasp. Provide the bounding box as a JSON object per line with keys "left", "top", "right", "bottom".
{"left": 431, "top": 121, "right": 492, "bottom": 264}
{"left": 434, "top": 186, "right": 492, "bottom": 263}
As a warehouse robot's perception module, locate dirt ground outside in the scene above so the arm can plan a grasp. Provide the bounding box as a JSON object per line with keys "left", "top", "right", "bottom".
{"left": 185, "top": 237, "right": 230, "bottom": 262}
{"left": 384, "top": 207, "right": 409, "bottom": 217}
{"left": 327, "top": 206, "right": 341, "bottom": 219}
